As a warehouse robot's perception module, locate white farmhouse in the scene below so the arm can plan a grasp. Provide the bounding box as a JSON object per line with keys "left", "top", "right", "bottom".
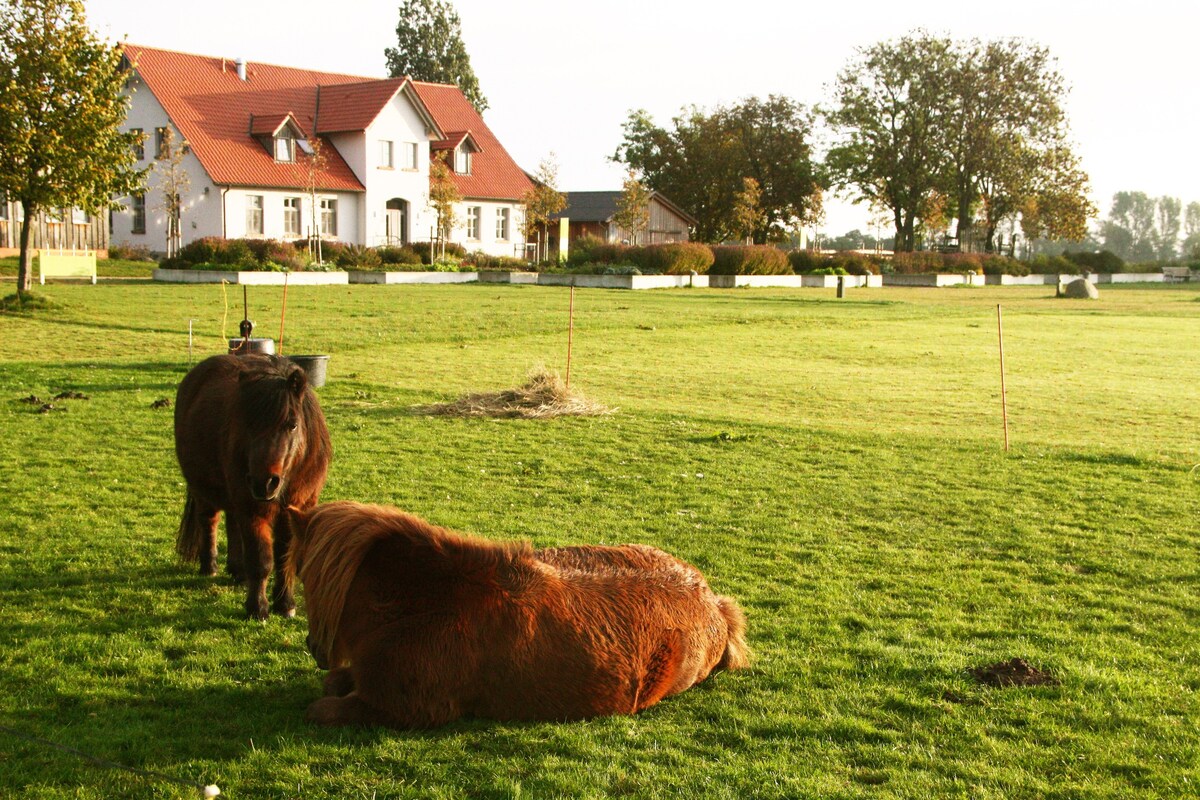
{"left": 115, "top": 45, "right": 532, "bottom": 257}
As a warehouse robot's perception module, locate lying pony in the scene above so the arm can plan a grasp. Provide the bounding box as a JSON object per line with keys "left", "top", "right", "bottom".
{"left": 287, "top": 501, "right": 749, "bottom": 728}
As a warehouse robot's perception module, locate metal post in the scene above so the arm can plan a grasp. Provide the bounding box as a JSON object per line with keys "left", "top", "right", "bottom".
{"left": 997, "top": 304, "right": 1010, "bottom": 452}
{"left": 566, "top": 284, "right": 575, "bottom": 390}
{"left": 836, "top": 275, "right": 845, "bottom": 298}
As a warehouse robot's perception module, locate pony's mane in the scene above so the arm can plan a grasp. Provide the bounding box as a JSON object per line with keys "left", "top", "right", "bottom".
{"left": 238, "top": 357, "right": 304, "bottom": 429}
{"left": 297, "top": 501, "right": 533, "bottom": 661}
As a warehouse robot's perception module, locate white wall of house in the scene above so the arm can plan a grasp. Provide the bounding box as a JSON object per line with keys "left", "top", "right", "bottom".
{"left": 222, "top": 188, "right": 361, "bottom": 243}
{"left": 115, "top": 73, "right": 222, "bottom": 251}
{"left": 449, "top": 199, "right": 526, "bottom": 258}
{"left": 359, "top": 93, "right": 437, "bottom": 247}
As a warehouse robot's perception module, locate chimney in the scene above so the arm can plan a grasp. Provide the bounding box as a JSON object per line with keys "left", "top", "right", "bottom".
{"left": 236, "top": 58, "right": 247, "bottom": 81}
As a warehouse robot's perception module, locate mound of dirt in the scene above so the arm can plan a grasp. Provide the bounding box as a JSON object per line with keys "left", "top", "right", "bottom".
{"left": 417, "top": 369, "right": 612, "bottom": 420}
{"left": 969, "top": 657, "right": 1058, "bottom": 688}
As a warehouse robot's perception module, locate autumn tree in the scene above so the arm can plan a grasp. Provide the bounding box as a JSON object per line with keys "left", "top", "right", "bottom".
{"left": 613, "top": 96, "right": 820, "bottom": 244}
{"left": 825, "top": 32, "right": 1093, "bottom": 253}
{"left": 731, "top": 177, "right": 765, "bottom": 243}
{"left": 304, "top": 136, "right": 327, "bottom": 262}
{"left": 0, "top": 0, "right": 144, "bottom": 297}
{"left": 823, "top": 33, "right": 956, "bottom": 252}
{"left": 428, "top": 155, "right": 462, "bottom": 259}
{"left": 612, "top": 170, "right": 650, "bottom": 245}
{"left": 385, "top": 0, "right": 487, "bottom": 113}
{"left": 152, "top": 124, "right": 189, "bottom": 258}
{"left": 520, "top": 155, "right": 566, "bottom": 262}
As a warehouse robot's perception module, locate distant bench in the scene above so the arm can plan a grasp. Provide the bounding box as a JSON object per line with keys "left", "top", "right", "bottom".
{"left": 38, "top": 249, "right": 97, "bottom": 284}
{"left": 1163, "top": 266, "right": 1190, "bottom": 283}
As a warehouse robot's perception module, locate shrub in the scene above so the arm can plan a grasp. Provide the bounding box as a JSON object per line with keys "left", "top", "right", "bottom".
{"left": 828, "top": 252, "right": 880, "bottom": 275}
{"left": 1029, "top": 254, "right": 1073, "bottom": 274}
{"left": 788, "top": 250, "right": 820, "bottom": 273}
{"left": 980, "top": 255, "right": 1030, "bottom": 276}
{"left": 106, "top": 242, "right": 154, "bottom": 262}
{"left": 464, "top": 252, "right": 531, "bottom": 271}
{"left": 376, "top": 246, "right": 423, "bottom": 266}
{"left": 568, "top": 233, "right": 606, "bottom": 265}
{"left": 709, "top": 245, "right": 790, "bottom": 275}
{"left": 410, "top": 241, "right": 467, "bottom": 265}
{"left": 334, "top": 244, "right": 382, "bottom": 268}
{"left": 629, "top": 243, "right": 714, "bottom": 275}
{"left": 1063, "top": 249, "right": 1125, "bottom": 274}
{"left": 891, "top": 251, "right": 944, "bottom": 274}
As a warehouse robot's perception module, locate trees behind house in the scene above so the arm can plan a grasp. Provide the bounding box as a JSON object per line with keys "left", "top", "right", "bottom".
{"left": 612, "top": 96, "right": 821, "bottom": 244}
{"left": 823, "top": 31, "right": 1093, "bottom": 252}
{"left": 385, "top": 0, "right": 488, "bottom": 113}
{"left": 0, "top": 0, "right": 144, "bottom": 296}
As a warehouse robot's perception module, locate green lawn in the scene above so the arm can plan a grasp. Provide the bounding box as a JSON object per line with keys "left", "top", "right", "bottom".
{"left": 1, "top": 282, "right": 1197, "bottom": 799}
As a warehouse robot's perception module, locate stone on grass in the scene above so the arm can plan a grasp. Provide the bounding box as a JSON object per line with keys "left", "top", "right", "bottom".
{"left": 1058, "top": 278, "right": 1099, "bottom": 299}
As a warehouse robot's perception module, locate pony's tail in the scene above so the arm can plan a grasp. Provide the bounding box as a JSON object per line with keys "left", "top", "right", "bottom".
{"left": 175, "top": 493, "right": 204, "bottom": 562}
{"left": 715, "top": 596, "right": 750, "bottom": 671}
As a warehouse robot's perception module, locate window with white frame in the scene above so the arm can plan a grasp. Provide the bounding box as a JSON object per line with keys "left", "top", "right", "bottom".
{"left": 283, "top": 197, "right": 301, "bottom": 237}
{"left": 246, "top": 195, "right": 264, "bottom": 236}
{"left": 466, "top": 206, "right": 481, "bottom": 240}
{"left": 403, "top": 142, "right": 418, "bottom": 170}
{"left": 454, "top": 148, "right": 472, "bottom": 175}
{"left": 495, "top": 207, "right": 510, "bottom": 241}
{"left": 72, "top": 208, "right": 89, "bottom": 225}
{"left": 131, "top": 194, "right": 146, "bottom": 234}
{"left": 130, "top": 128, "right": 144, "bottom": 160}
{"left": 155, "top": 127, "right": 168, "bottom": 159}
{"left": 380, "top": 140, "right": 394, "bottom": 168}
{"left": 0, "top": 193, "right": 8, "bottom": 221}
{"left": 320, "top": 198, "right": 338, "bottom": 237}
{"left": 274, "top": 134, "right": 295, "bottom": 162}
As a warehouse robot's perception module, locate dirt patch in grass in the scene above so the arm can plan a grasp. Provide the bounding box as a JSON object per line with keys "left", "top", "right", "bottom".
{"left": 415, "top": 369, "right": 612, "bottom": 419}
{"left": 969, "top": 658, "right": 1059, "bottom": 688}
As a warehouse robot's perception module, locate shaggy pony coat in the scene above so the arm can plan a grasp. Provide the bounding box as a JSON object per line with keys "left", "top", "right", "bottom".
{"left": 175, "top": 354, "right": 331, "bottom": 620}
{"left": 288, "top": 501, "right": 749, "bottom": 728}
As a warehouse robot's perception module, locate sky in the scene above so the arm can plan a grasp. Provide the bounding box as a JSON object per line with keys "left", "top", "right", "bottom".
{"left": 86, "top": 0, "right": 1199, "bottom": 236}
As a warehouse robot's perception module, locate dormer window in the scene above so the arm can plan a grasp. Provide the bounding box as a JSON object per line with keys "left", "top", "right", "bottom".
{"left": 454, "top": 147, "right": 472, "bottom": 175}
{"left": 274, "top": 134, "right": 295, "bottom": 162}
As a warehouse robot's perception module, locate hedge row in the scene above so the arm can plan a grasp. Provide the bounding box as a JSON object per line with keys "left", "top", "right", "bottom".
{"left": 571, "top": 239, "right": 716, "bottom": 274}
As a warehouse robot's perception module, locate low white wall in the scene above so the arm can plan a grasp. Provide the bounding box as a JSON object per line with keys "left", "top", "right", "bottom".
{"left": 154, "top": 268, "right": 349, "bottom": 284}
{"left": 348, "top": 271, "right": 478, "bottom": 284}
{"left": 883, "top": 273, "right": 987, "bottom": 287}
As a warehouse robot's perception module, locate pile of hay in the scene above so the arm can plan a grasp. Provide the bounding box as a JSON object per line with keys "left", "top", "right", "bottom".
{"left": 418, "top": 369, "right": 611, "bottom": 419}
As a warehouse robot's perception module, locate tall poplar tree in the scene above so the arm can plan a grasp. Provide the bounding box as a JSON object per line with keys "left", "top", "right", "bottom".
{"left": 0, "top": 0, "right": 144, "bottom": 297}
{"left": 385, "top": 0, "right": 488, "bottom": 113}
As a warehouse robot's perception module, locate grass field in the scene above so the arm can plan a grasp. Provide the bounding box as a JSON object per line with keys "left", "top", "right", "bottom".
{"left": 1, "top": 281, "right": 1198, "bottom": 799}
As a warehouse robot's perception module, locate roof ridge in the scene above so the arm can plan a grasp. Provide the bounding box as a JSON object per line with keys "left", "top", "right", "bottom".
{"left": 122, "top": 42, "right": 379, "bottom": 83}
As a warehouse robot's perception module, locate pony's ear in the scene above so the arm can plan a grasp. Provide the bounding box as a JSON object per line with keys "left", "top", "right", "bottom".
{"left": 287, "top": 504, "right": 314, "bottom": 540}
{"left": 287, "top": 365, "right": 308, "bottom": 397}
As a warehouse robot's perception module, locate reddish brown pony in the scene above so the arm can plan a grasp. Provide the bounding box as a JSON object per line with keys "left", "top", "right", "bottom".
{"left": 287, "top": 501, "right": 749, "bottom": 728}
{"left": 174, "top": 354, "right": 331, "bottom": 620}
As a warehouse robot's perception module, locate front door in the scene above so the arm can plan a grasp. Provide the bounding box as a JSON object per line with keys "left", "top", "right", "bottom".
{"left": 385, "top": 199, "right": 407, "bottom": 245}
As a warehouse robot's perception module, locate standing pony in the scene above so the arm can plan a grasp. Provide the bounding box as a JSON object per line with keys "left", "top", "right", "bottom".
{"left": 288, "top": 501, "right": 749, "bottom": 728}
{"left": 174, "top": 354, "right": 331, "bottom": 620}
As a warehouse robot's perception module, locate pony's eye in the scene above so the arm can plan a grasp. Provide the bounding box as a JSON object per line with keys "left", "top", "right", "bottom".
{"left": 288, "top": 419, "right": 299, "bottom": 432}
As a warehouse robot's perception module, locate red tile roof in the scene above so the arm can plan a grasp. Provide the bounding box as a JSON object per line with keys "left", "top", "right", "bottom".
{"left": 122, "top": 45, "right": 364, "bottom": 192}
{"left": 121, "top": 44, "right": 533, "bottom": 201}
{"left": 411, "top": 82, "right": 533, "bottom": 201}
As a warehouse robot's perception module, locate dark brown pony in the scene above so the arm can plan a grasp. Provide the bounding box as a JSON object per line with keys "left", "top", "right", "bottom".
{"left": 174, "top": 354, "right": 331, "bottom": 620}
{"left": 287, "top": 501, "right": 749, "bottom": 728}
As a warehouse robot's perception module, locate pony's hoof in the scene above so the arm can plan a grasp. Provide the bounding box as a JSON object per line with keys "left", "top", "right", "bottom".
{"left": 244, "top": 601, "right": 270, "bottom": 622}
{"left": 275, "top": 606, "right": 297, "bottom": 619}
{"left": 306, "top": 696, "right": 349, "bottom": 726}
